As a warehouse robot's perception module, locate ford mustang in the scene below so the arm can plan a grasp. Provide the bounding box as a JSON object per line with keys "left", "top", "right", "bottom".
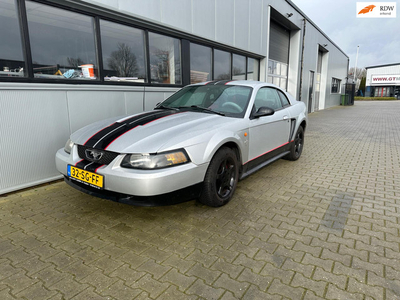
{"left": 56, "top": 80, "right": 307, "bottom": 207}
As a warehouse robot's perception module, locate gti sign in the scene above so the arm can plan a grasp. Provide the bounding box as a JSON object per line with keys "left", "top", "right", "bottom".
{"left": 357, "top": 2, "right": 397, "bottom": 18}
{"left": 371, "top": 75, "right": 400, "bottom": 85}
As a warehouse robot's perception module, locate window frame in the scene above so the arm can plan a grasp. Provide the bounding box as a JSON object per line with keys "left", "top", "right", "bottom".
{"left": 0, "top": 0, "right": 262, "bottom": 87}
{"left": 331, "top": 77, "right": 341, "bottom": 94}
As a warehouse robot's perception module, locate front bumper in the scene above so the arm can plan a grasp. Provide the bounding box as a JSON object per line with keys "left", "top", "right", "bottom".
{"left": 55, "top": 146, "right": 208, "bottom": 197}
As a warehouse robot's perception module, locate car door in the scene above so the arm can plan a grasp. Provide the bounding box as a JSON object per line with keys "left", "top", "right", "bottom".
{"left": 248, "top": 87, "right": 291, "bottom": 165}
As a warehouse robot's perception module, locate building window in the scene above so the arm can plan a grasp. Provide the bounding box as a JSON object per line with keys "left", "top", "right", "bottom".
{"left": 190, "top": 43, "right": 211, "bottom": 84}
{"left": 214, "top": 49, "right": 231, "bottom": 80}
{"left": 331, "top": 78, "right": 341, "bottom": 93}
{"left": 149, "top": 32, "right": 181, "bottom": 84}
{"left": 0, "top": 0, "right": 25, "bottom": 77}
{"left": 267, "top": 59, "right": 288, "bottom": 90}
{"left": 100, "top": 20, "right": 146, "bottom": 83}
{"left": 26, "top": 1, "right": 98, "bottom": 80}
{"left": 247, "top": 58, "right": 259, "bottom": 81}
{"left": 232, "top": 54, "right": 246, "bottom": 80}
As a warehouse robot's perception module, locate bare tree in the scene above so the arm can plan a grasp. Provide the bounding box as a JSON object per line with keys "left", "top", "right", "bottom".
{"left": 108, "top": 43, "right": 138, "bottom": 77}
{"left": 67, "top": 57, "right": 84, "bottom": 68}
{"left": 348, "top": 67, "right": 366, "bottom": 80}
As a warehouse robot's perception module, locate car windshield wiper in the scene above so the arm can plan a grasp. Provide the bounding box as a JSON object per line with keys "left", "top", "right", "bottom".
{"left": 179, "top": 105, "right": 225, "bottom": 116}
{"left": 155, "top": 105, "right": 179, "bottom": 111}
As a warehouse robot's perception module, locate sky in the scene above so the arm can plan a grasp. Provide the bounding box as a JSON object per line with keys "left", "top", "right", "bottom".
{"left": 290, "top": 0, "right": 400, "bottom": 70}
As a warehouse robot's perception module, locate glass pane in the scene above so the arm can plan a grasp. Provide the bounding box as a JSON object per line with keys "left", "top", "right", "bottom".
{"left": 275, "top": 62, "right": 281, "bottom": 75}
{"left": 26, "top": 1, "right": 98, "bottom": 80}
{"left": 278, "top": 90, "right": 290, "bottom": 106}
{"left": 279, "top": 78, "right": 287, "bottom": 90}
{"left": 247, "top": 58, "right": 259, "bottom": 80}
{"left": 281, "top": 63, "right": 288, "bottom": 76}
{"left": 268, "top": 60, "right": 274, "bottom": 74}
{"left": 213, "top": 49, "right": 230, "bottom": 80}
{"left": 100, "top": 20, "right": 146, "bottom": 83}
{"left": 0, "top": 0, "right": 25, "bottom": 77}
{"left": 273, "top": 76, "right": 280, "bottom": 86}
{"left": 190, "top": 43, "right": 211, "bottom": 84}
{"left": 149, "top": 32, "right": 181, "bottom": 84}
{"left": 267, "top": 76, "right": 273, "bottom": 84}
{"left": 255, "top": 87, "right": 283, "bottom": 110}
{"left": 232, "top": 54, "right": 245, "bottom": 80}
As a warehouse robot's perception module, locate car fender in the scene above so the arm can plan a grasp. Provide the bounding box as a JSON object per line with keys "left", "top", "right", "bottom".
{"left": 197, "top": 129, "right": 247, "bottom": 166}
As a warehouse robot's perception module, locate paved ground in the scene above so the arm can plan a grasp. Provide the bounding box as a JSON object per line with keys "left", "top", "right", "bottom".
{"left": 1, "top": 101, "right": 400, "bottom": 300}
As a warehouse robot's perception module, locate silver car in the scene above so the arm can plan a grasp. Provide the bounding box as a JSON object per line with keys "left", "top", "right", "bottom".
{"left": 56, "top": 80, "right": 307, "bottom": 207}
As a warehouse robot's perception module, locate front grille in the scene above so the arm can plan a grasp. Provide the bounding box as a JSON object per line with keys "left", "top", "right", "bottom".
{"left": 77, "top": 145, "right": 120, "bottom": 165}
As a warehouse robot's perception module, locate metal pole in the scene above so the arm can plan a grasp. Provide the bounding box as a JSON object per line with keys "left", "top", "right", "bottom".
{"left": 354, "top": 45, "right": 359, "bottom": 83}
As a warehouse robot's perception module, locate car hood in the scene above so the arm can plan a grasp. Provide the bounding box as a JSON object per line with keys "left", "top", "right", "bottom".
{"left": 71, "top": 110, "right": 242, "bottom": 153}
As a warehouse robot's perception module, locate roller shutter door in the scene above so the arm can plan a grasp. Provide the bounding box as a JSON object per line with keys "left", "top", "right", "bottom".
{"left": 269, "top": 21, "right": 290, "bottom": 64}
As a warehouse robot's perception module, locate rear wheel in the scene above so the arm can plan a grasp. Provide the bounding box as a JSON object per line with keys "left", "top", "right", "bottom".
{"left": 198, "top": 147, "right": 239, "bottom": 207}
{"left": 286, "top": 126, "right": 304, "bottom": 161}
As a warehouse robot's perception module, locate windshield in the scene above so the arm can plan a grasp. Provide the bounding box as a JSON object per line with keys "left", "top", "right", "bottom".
{"left": 158, "top": 85, "right": 253, "bottom": 118}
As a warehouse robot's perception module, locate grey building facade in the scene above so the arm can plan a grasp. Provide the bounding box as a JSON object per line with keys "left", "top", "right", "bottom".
{"left": 0, "top": 0, "right": 348, "bottom": 194}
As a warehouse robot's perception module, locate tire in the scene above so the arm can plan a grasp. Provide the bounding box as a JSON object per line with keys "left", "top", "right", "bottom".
{"left": 286, "top": 126, "right": 304, "bottom": 161}
{"left": 198, "top": 147, "right": 239, "bottom": 207}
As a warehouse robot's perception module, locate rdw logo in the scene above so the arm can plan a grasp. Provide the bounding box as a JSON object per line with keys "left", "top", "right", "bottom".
{"left": 358, "top": 4, "right": 376, "bottom": 14}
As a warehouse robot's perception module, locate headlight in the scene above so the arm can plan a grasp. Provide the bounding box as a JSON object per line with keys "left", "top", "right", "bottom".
{"left": 121, "top": 149, "right": 190, "bottom": 169}
{"left": 64, "top": 139, "right": 74, "bottom": 154}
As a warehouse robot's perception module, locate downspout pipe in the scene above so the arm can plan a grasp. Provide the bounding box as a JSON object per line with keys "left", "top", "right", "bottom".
{"left": 298, "top": 18, "right": 306, "bottom": 102}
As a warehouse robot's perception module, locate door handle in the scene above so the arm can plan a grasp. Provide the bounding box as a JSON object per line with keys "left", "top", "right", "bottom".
{"left": 283, "top": 116, "right": 289, "bottom": 120}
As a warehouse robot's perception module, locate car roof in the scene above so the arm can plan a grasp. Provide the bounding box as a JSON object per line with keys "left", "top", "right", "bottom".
{"left": 190, "top": 80, "right": 280, "bottom": 89}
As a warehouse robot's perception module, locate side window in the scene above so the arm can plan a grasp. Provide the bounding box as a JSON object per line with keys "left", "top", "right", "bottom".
{"left": 254, "top": 87, "right": 283, "bottom": 111}
{"left": 277, "top": 90, "right": 290, "bottom": 107}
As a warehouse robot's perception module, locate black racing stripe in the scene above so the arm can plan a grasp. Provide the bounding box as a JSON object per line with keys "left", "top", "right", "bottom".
{"left": 76, "top": 160, "right": 103, "bottom": 172}
{"left": 84, "top": 110, "right": 177, "bottom": 150}
{"left": 84, "top": 111, "right": 156, "bottom": 148}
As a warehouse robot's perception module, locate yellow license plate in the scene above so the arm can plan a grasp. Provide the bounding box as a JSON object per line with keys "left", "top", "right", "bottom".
{"left": 68, "top": 165, "right": 104, "bottom": 189}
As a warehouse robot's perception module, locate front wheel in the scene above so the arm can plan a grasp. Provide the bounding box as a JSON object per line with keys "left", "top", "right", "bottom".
{"left": 198, "top": 147, "right": 239, "bottom": 207}
{"left": 285, "top": 126, "right": 304, "bottom": 161}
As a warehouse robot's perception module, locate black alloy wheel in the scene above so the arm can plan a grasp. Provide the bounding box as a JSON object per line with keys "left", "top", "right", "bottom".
{"left": 199, "top": 147, "right": 239, "bottom": 207}
{"left": 286, "top": 126, "right": 304, "bottom": 161}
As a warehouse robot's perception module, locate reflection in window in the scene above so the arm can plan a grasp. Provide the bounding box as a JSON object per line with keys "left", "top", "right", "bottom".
{"left": 190, "top": 43, "right": 211, "bottom": 84}
{"left": 232, "top": 54, "right": 246, "bottom": 80}
{"left": 331, "top": 78, "right": 341, "bottom": 93}
{"left": 268, "top": 59, "right": 288, "bottom": 90}
{"left": 214, "top": 49, "right": 230, "bottom": 80}
{"left": 247, "top": 58, "right": 259, "bottom": 80}
{"left": 26, "top": 1, "right": 97, "bottom": 80}
{"left": 100, "top": 20, "right": 146, "bottom": 82}
{"left": 0, "top": 0, "right": 25, "bottom": 77}
{"left": 149, "top": 33, "right": 181, "bottom": 84}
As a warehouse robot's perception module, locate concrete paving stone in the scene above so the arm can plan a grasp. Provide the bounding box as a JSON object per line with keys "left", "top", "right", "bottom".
{"left": 130, "top": 273, "right": 169, "bottom": 299}
{"left": 213, "top": 273, "right": 250, "bottom": 298}
{"left": 185, "top": 262, "right": 221, "bottom": 285}
{"left": 185, "top": 279, "right": 225, "bottom": 299}
{"left": 325, "top": 283, "right": 364, "bottom": 300}
{"left": 347, "top": 277, "right": 385, "bottom": 300}
{"left": 108, "top": 264, "right": 146, "bottom": 286}
{"left": 210, "top": 258, "right": 245, "bottom": 279}
{"left": 157, "top": 285, "right": 199, "bottom": 300}
{"left": 291, "top": 272, "right": 328, "bottom": 297}
{"left": 267, "top": 278, "right": 305, "bottom": 299}
{"left": 1, "top": 270, "right": 39, "bottom": 294}
{"left": 15, "top": 281, "right": 57, "bottom": 299}
{"left": 71, "top": 287, "right": 112, "bottom": 300}
{"left": 313, "top": 267, "right": 347, "bottom": 290}
{"left": 49, "top": 276, "right": 89, "bottom": 299}
{"left": 159, "top": 268, "right": 197, "bottom": 291}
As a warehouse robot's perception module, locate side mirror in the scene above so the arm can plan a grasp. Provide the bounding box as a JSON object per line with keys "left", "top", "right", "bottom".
{"left": 253, "top": 107, "right": 275, "bottom": 118}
